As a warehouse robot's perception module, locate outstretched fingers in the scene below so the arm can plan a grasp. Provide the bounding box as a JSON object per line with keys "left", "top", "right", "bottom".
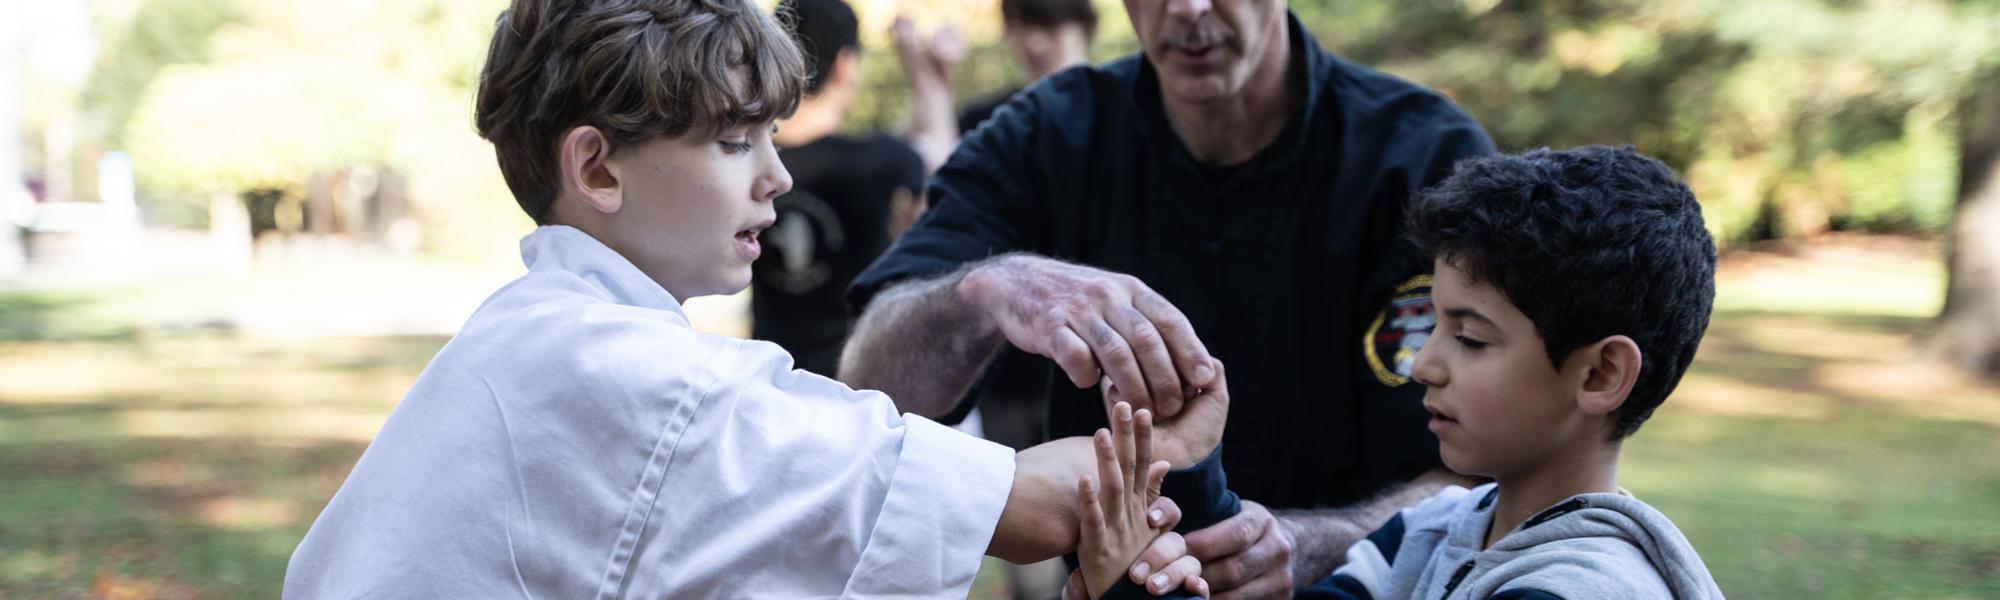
{"left": 1077, "top": 474, "right": 1104, "bottom": 542}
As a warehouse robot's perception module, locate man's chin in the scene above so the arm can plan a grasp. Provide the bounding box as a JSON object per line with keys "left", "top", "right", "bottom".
{"left": 1161, "top": 76, "right": 1236, "bottom": 106}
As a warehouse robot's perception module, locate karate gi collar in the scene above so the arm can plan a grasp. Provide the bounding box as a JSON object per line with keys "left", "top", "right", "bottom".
{"left": 519, "top": 225, "right": 688, "bottom": 317}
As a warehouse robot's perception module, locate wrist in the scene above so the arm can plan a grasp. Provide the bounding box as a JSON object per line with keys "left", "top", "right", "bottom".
{"left": 1083, "top": 562, "right": 1120, "bottom": 599}
{"left": 953, "top": 260, "right": 1007, "bottom": 335}
{"left": 1161, "top": 447, "right": 1239, "bottom": 533}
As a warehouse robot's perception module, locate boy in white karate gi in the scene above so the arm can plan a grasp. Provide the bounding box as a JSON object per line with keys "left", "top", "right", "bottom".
{"left": 283, "top": 0, "right": 1224, "bottom": 597}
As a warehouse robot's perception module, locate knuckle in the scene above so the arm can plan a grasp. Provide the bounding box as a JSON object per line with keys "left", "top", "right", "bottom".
{"left": 1218, "top": 560, "right": 1248, "bottom": 584}
{"left": 1100, "top": 340, "right": 1135, "bottom": 363}
{"left": 1080, "top": 280, "right": 1116, "bottom": 300}
{"left": 1237, "top": 517, "right": 1263, "bottom": 544}
{"left": 1037, "top": 306, "right": 1072, "bottom": 333}
{"left": 1129, "top": 323, "right": 1164, "bottom": 351}
{"left": 1055, "top": 344, "right": 1091, "bottom": 365}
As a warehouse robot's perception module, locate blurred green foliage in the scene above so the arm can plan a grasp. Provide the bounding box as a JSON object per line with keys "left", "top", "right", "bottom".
{"left": 1282, "top": 0, "right": 1997, "bottom": 244}
{"left": 75, "top": 0, "right": 2000, "bottom": 252}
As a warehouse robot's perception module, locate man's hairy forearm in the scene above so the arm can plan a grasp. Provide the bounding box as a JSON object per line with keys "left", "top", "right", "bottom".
{"left": 1274, "top": 469, "right": 1482, "bottom": 586}
{"left": 839, "top": 266, "right": 1007, "bottom": 417}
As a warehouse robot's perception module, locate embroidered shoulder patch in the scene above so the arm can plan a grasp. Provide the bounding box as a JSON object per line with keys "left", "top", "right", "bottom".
{"left": 1364, "top": 275, "right": 1435, "bottom": 386}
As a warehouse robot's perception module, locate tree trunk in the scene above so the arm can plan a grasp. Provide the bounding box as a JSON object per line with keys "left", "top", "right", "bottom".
{"left": 1934, "top": 84, "right": 2000, "bottom": 378}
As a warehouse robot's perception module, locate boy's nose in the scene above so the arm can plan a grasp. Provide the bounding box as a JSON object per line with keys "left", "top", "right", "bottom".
{"left": 1410, "top": 334, "right": 1445, "bottom": 387}
{"left": 758, "top": 155, "right": 793, "bottom": 202}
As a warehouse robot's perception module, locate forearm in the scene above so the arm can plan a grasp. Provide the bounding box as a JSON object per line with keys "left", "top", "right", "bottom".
{"left": 902, "top": 73, "right": 959, "bottom": 173}
{"left": 987, "top": 436, "right": 1094, "bottom": 564}
{"left": 839, "top": 267, "right": 1006, "bottom": 417}
{"left": 1275, "top": 468, "right": 1480, "bottom": 587}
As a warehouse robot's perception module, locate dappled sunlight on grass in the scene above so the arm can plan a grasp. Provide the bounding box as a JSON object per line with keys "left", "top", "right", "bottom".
{"left": 1812, "top": 361, "right": 2000, "bottom": 427}
{"left": 113, "top": 406, "right": 393, "bottom": 442}
{"left": 1671, "top": 372, "right": 1842, "bottom": 420}
{"left": 1616, "top": 235, "right": 2000, "bottom": 598}
{"left": 0, "top": 331, "right": 430, "bottom": 596}
{"left": 1712, "top": 235, "right": 1945, "bottom": 318}
{"left": 0, "top": 336, "right": 437, "bottom": 409}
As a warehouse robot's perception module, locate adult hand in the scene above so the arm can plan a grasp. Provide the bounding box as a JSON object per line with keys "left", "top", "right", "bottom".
{"left": 1185, "top": 500, "right": 1294, "bottom": 600}
{"left": 1143, "top": 360, "right": 1228, "bottom": 469}
{"left": 958, "top": 254, "right": 1216, "bottom": 417}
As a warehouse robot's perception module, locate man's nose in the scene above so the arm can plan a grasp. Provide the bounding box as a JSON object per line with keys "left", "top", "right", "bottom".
{"left": 1165, "top": 0, "right": 1212, "bottom": 22}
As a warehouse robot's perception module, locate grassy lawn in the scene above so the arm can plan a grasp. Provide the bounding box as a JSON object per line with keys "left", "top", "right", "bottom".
{"left": 1, "top": 234, "right": 1995, "bottom": 598}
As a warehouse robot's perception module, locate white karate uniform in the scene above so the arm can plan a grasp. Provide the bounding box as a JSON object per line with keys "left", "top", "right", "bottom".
{"left": 285, "top": 226, "right": 1015, "bottom": 599}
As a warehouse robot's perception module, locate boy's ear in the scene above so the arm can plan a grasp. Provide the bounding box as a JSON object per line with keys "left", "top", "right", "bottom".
{"left": 1575, "top": 335, "right": 1641, "bottom": 417}
{"left": 560, "top": 125, "right": 622, "bottom": 214}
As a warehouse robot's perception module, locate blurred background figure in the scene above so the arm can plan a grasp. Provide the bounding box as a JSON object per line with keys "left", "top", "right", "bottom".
{"left": 959, "top": 0, "right": 1097, "bottom": 134}
{"left": 754, "top": 0, "right": 927, "bottom": 379}
{"left": 890, "top": 12, "right": 966, "bottom": 172}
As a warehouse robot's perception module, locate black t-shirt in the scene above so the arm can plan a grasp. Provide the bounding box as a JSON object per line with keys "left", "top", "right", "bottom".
{"left": 958, "top": 88, "right": 1020, "bottom": 136}
{"left": 849, "top": 14, "right": 1496, "bottom": 508}
{"left": 753, "top": 134, "right": 925, "bottom": 377}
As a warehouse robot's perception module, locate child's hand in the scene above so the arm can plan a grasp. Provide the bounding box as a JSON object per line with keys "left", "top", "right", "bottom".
{"left": 1078, "top": 402, "right": 1189, "bottom": 598}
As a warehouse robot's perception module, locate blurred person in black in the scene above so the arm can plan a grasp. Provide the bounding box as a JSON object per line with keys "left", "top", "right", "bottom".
{"left": 840, "top": 0, "right": 1499, "bottom": 596}
{"left": 959, "top": 0, "right": 1100, "bottom": 134}
{"left": 753, "top": 0, "right": 927, "bottom": 377}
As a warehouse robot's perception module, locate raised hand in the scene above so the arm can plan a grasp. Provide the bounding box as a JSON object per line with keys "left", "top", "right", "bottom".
{"left": 1077, "top": 402, "right": 1202, "bottom": 598}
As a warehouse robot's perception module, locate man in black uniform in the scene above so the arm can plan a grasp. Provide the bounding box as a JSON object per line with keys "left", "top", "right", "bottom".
{"left": 841, "top": 0, "right": 1495, "bottom": 596}
{"left": 752, "top": 0, "right": 927, "bottom": 376}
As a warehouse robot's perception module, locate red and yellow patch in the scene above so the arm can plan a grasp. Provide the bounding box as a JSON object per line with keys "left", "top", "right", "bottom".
{"left": 1364, "top": 275, "right": 1435, "bottom": 386}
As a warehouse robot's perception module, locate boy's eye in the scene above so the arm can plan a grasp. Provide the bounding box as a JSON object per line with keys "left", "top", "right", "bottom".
{"left": 719, "top": 140, "right": 752, "bottom": 154}
{"left": 1455, "top": 335, "right": 1488, "bottom": 350}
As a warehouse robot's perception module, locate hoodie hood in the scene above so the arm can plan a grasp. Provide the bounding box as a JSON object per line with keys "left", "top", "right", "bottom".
{"left": 1393, "top": 483, "right": 1726, "bottom": 600}
{"left": 1474, "top": 488, "right": 1727, "bottom": 600}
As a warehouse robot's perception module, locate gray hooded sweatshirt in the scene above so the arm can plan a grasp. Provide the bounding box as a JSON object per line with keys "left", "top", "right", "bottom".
{"left": 1308, "top": 483, "right": 1726, "bottom": 600}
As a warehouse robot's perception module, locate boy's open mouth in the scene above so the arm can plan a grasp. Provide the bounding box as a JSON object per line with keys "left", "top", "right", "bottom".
{"left": 734, "top": 218, "right": 773, "bottom": 259}
{"left": 736, "top": 218, "right": 773, "bottom": 241}
{"left": 1424, "top": 404, "right": 1457, "bottom": 431}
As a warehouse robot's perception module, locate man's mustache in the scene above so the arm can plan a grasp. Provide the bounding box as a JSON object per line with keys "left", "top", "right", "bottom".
{"left": 1163, "top": 19, "right": 1233, "bottom": 50}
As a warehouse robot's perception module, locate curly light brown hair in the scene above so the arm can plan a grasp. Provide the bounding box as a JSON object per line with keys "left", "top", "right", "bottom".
{"left": 475, "top": 0, "right": 806, "bottom": 223}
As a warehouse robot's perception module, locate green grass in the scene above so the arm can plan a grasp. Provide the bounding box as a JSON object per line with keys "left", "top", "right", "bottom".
{"left": 0, "top": 236, "right": 1994, "bottom": 599}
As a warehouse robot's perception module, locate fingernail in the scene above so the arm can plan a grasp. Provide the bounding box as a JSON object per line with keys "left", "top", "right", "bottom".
{"left": 1149, "top": 509, "right": 1165, "bottom": 526}
{"left": 1131, "top": 561, "right": 1150, "bottom": 579}
{"left": 1150, "top": 573, "right": 1169, "bottom": 590}
{"left": 1195, "top": 363, "right": 1214, "bottom": 383}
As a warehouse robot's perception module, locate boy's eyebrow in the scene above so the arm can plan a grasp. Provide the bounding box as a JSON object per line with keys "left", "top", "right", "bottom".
{"left": 1443, "top": 307, "right": 1498, "bottom": 329}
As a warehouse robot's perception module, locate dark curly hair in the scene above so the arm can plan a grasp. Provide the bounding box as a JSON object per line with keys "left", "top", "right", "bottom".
{"left": 474, "top": 0, "right": 807, "bottom": 223}
{"left": 1408, "top": 145, "right": 1717, "bottom": 440}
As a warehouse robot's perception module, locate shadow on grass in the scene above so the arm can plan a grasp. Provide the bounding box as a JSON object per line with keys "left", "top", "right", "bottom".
{"left": 0, "top": 293, "right": 112, "bottom": 342}
{"left": 0, "top": 438, "right": 365, "bottom": 598}
{"left": 0, "top": 333, "right": 449, "bottom": 597}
